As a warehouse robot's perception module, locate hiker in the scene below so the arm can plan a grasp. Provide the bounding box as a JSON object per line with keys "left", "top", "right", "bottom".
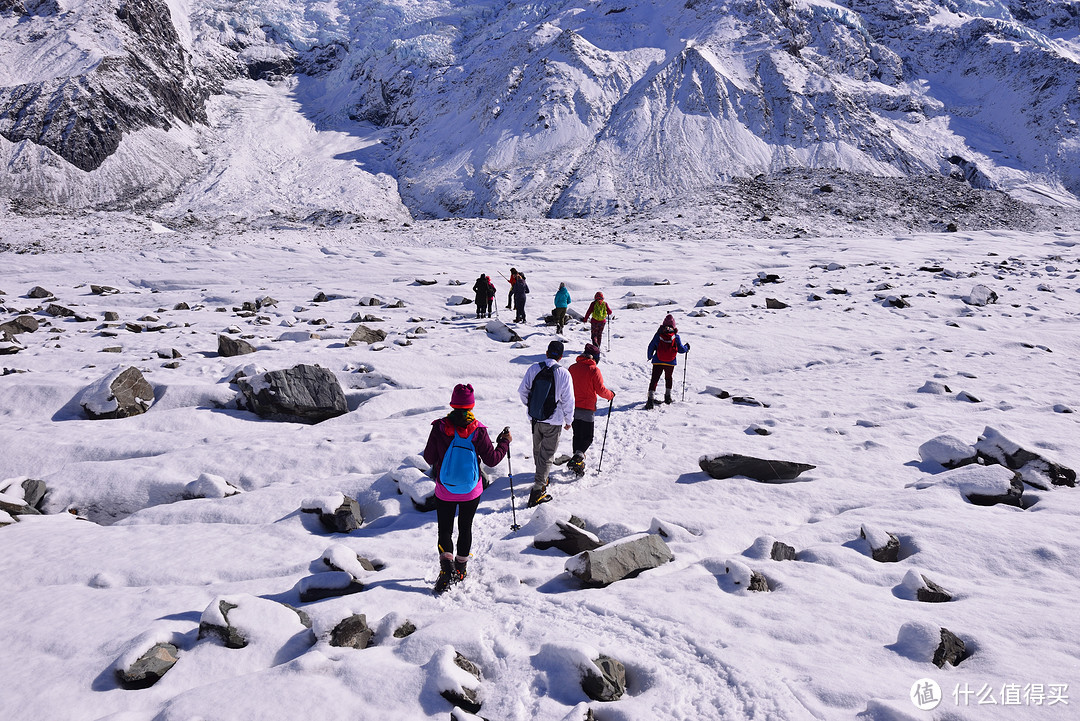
{"left": 552, "top": 282, "right": 571, "bottom": 334}
{"left": 583, "top": 292, "right": 613, "bottom": 347}
{"left": 505, "top": 268, "right": 520, "bottom": 309}
{"left": 512, "top": 272, "right": 530, "bottom": 323}
{"left": 645, "top": 313, "right": 689, "bottom": 409}
{"left": 485, "top": 275, "right": 496, "bottom": 317}
{"left": 566, "top": 343, "right": 615, "bottom": 476}
{"left": 422, "top": 383, "right": 511, "bottom": 594}
{"left": 472, "top": 274, "right": 495, "bottom": 318}
{"left": 517, "top": 340, "right": 574, "bottom": 507}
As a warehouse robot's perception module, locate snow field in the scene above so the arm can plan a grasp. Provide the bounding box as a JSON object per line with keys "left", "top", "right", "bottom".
{"left": 0, "top": 218, "right": 1078, "bottom": 719}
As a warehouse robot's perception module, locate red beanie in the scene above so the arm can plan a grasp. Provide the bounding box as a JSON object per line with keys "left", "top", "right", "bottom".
{"left": 450, "top": 383, "right": 475, "bottom": 409}
{"left": 594, "top": 291, "right": 604, "bottom": 300}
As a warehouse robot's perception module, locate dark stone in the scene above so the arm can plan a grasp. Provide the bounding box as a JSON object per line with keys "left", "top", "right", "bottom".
{"left": 90, "top": 285, "right": 119, "bottom": 295}
{"left": 217, "top": 334, "right": 257, "bottom": 357}
{"left": 966, "top": 474, "right": 1025, "bottom": 507}
{"left": 81, "top": 366, "right": 155, "bottom": 420}
{"left": 300, "top": 574, "right": 364, "bottom": 602}
{"left": 956, "top": 391, "right": 981, "bottom": 403}
{"left": 698, "top": 454, "right": 814, "bottom": 482}
{"left": 104, "top": 312, "right": 120, "bottom": 322}
{"left": 173, "top": 302, "right": 190, "bottom": 310}
{"left": 770, "top": 541, "right": 797, "bottom": 561}
{"left": 581, "top": 655, "right": 626, "bottom": 702}
{"left": 861, "top": 526, "right": 900, "bottom": 563}
{"left": 916, "top": 576, "right": 953, "bottom": 603}
{"left": 0, "top": 315, "right": 39, "bottom": 335}
{"left": 27, "top": 286, "right": 53, "bottom": 299}
{"left": 393, "top": 621, "right": 417, "bottom": 638}
{"left": 748, "top": 571, "right": 770, "bottom": 592}
{"left": 21, "top": 479, "right": 47, "bottom": 510}
{"left": 46, "top": 303, "right": 75, "bottom": 318}
{"left": 116, "top": 642, "right": 178, "bottom": 689}
{"left": 346, "top": 324, "right": 387, "bottom": 346}
{"left": 329, "top": 614, "right": 373, "bottom": 649}
{"left": 568, "top": 534, "right": 673, "bottom": 586}
{"left": 198, "top": 600, "right": 246, "bottom": 649}
{"left": 441, "top": 653, "right": 482, "bottom": 714}
{"left": 415, "top": 279, "right": 438, "bottom": 285}
{"left": 412, "top": 493, "right": 438, "bottom": 513}
{"left": 933, "top": 628, "right": 968, "bottom": 668}
{"left": 238, "top": 364, "right": 348, "bottom": 424}
{"left": 534, "top": 520, "right": 603, "bottom": 555}
{"left": 731, "top": 396, "right": 769, "bottom": 407}
{"left": 886, "top": 296, "right": 911, "bottom": 308}
{"left": 975, "top": 427, "right": 1076, "bottom": 489}
{"left": 765, "top": 298, "right": 788, "bottom": 309}
{"left": 320, "top": 497, "right": 364, "bottom": 533}
{"left": 323, "top": 552, "right": 376, "bottom": 573}
{"left": 312, "top": 292, "right": 329, "bottom": 303}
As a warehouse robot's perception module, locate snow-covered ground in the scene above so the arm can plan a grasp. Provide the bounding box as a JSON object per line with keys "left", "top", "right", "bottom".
{"left": 1, "top": 214, "right": 1078, "bottom": 720}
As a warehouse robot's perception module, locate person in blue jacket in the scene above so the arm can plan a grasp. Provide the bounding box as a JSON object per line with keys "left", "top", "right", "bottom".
{"left": 552, "top": 282, "right": 571, "bottom": 334}
{"left": 646, "top": 314, "right": 689, "bottom": 409}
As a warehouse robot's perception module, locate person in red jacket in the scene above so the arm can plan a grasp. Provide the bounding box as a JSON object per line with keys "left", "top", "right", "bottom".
{"left": 583, "top": 292, "right": 613, "bottom": 348}
{"left": 422, "top": 383, "right": 511, "bottom": 594}
{"left": 566, "top": 343, "right": 615, "bottom": 476}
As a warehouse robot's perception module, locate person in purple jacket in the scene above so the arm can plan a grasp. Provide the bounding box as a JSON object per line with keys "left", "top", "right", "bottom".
{"left": 423, "top": 383, "right": 511, "bottom": 594}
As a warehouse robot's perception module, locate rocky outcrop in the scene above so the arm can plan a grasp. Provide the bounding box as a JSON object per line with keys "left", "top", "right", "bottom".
{"left": 237, "top": 364, "right": 348, "bottom": 424}
{"left": 79, "top": 366, "right": 155, "bottom": 420}
{"left": 699, "top": 453, "right": 815, "bottom": 482}
{"left": 565, "top": 533, "right": 673, "bottom": 586}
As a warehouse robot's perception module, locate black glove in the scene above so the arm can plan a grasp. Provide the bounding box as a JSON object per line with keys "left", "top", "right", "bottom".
{"left": 497, "top": 428, "right": 512, "bottom": 445}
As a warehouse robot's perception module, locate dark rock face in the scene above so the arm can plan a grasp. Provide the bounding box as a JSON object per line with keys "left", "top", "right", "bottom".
{"left": 567, "top": 534, "right": 673, "bottom": 586}
{"left": 975, "top": 427, "right": 1076, "bottom": 489}
{"left": 765, "top": 298, "right": 789, "bottom": 309}
{"left": 861, "top": 526, "right": 900, "bottom": 563}
{"left": 441, "top": 652, "right": 482, "bottom": 714}
{"left": 534, "top": 520, "right": 603, "bottom": 556}
{"left": 699, "top": 454, "right": 815, "bottom": 482}
{"left": 581, "top": 655, "right": 627, "bottom": 702}
{"left": 346, "top": 324, "right": 387, "bottom": 346}
{"left": 26, "top": 286, "right": 53, "bottom": 299}
{"left": 116, "top": 642, "right": 179, "bottom": 689}
{"left": 238, "top": 364, "right": 348, "bottom": 424}
{"left": 748, "top": 571, "right": 770, "bottom": 592}
{"left": 933, "top": 628, "right": 968, "bottom": 668}
{"left": 770, "top": 541, "right": 797, "bottom": 561}
{"left": 917, "top": 576, "right": 953, "bottom": 604}
{"left": 319, "top": 496, "right": 364, "bottom": 533}
{"left": 329, "top": 614, "right": 373, "bottom": 649}
{"left": 0, "top": 0, "right": 216, "bottom": 172}
{"left": 198, "top": 600, "right": 246, "bottom": 649}
{"left": 81, "top": 366, "right": 155, "bottom": 420}
{"left": 218, "top": 334, "right": 257, "bottom": 357}
{"left": 966, "top": 474, "right": 1025, "bottom": 507}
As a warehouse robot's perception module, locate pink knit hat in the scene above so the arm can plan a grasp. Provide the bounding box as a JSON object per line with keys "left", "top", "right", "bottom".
{"left": 449, "top": 383, "right": 475, "bottom": 409}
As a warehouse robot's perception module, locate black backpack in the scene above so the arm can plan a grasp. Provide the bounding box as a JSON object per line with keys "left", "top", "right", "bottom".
{"left": 527, "top": 363, "right": 557, "bottom": 421}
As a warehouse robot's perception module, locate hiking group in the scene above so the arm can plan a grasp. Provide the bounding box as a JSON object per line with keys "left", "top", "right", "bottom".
{"left": 423, "top": 271, "right": 689, "bottom": 594}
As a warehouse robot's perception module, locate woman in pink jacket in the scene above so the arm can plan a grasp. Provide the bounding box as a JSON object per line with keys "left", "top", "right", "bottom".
{"left": 423, "top": 383, "right": 511, "bottom": 594}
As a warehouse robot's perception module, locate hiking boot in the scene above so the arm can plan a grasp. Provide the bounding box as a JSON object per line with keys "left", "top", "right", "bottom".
{"left": 664, "top": 392, "right": 673, "bottom": 404}
{"left": 433, "top": 556, "right": 456, "bottom": 595}
{"left": 644, "top": 396, "right": 656, "bottom": 410}
{"left": 453, "top": 558, "right": 468, "bottom": 584}
{"left": 527, "top": 487, "right": 552, "bottom": 508}
{"left": 568, "top": 452, "right": 585, "bottom": 477}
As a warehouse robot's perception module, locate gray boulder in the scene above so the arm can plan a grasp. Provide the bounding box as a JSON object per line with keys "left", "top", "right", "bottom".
{"left": 698, "top": 453, "right": 815, "bottom": 482}
{"left": 116, "top": 642, "right": 178, "bottom": 689}
{"left": 27, "top": 286, "right": 53, "bottom": 299}
{"left": 0, "top": 330, "right": 23, "bottom": 355}
{"left": 441, "top": 652, "right": 482, "bottom": 714}
{"left": 966, "top": 474, "right": 1025, "bottom": 507}
{"left": 765, "top": 298, "right": 788, "bottom": 309}
{"left": 346, "top": 324, "right": 387, "bottom": 346}
{"left": 485, "top": 319, "right": 522, "bottom": 343}
{"left": 534, "top": 521, "right": 603, "bottom": 556}
{"left": 860, "top": 525, "right": 900, "bottom": 563}
{"left": 0, "top": 478, "right": 47, "bottom": 518}
{"left": 299, "top": 572, "right": 364, "bottom": 602}
{"left": 218, "top": 334, "right": 257, "bottom": 357}
{"left": 0, "top": 315, "right": 39, "bottom": 335}
{"left": 566, "top": 533, "right": 673, "bottom": 586}
{"left": 91, "top": 285, "right": 120, "bottom": 295}
{"left": 770, "top": 541, "right": 797, "bottom": 561}
{"left": 581, "top": 655, "right": 626, "bottom": 702}
{"left": 46, "top": 303, "right": 75, "bottom": 318}
{"left": 330, "top": 614, "right": 373, "bottom": 649}
{"left": 917, "top": 576, "right": 952, "bottom": 604}
{"left": 238, "top": 364, "right": 348, "bottom": 424}
{"left": 962, "top": 284, "right": 998, "bottom": 306}
{"left": 198, "top": 600, "right": 247, "bottom": 649}
{"left": 934, "top": 628, "right": 968, "bottom": 668}
{"left": 80, "top": 366, "right": 155, "bottom": 420}
{"left": 975, "top": 426, "right": 1075, "bottom": 489}
{"left": 748, "top": 571, "right": 770, "bottom": 592}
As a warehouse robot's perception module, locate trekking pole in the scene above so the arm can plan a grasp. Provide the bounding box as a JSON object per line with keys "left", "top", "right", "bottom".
{"left": 681, "top": 349, "right": 690, "bottom": 401}
{"left": 597, "top": 398, "right": 614, "bottom": 473}
{"left": 606, "top": 319, "right": 612, "bottom": 352}
{"left": 503, "top": 427, "right": 520, "bottom": 531}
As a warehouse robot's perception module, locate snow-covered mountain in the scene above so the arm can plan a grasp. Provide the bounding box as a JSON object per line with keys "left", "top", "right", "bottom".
{"left": 1, "top": 0, "right": 1079, "bottom": 219}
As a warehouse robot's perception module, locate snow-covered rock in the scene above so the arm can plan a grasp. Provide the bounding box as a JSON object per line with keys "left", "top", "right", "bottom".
{"left": 79, "top": 366, "right": 155, "bottom": 420}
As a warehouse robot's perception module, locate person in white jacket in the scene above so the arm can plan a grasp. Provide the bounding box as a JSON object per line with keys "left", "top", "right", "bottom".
{"left": 517, "top": 340, "right": 575, "bottom": 506}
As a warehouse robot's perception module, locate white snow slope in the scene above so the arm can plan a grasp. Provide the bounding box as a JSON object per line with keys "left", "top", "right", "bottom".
{"left": 1, "top": 211, "right": 1078, "bottom": 720}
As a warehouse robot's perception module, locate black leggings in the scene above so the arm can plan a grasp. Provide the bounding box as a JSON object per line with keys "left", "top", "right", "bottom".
{"left": 436, "top": 496, "right": 481, "bottom": 557}
{"left": 572, "top": 418, "right": 594, "bottom": 455}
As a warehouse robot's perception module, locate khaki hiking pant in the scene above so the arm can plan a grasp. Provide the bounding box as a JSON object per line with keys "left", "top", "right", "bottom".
{"left": 531, "top": 421, "right": 562, "bottom": 490}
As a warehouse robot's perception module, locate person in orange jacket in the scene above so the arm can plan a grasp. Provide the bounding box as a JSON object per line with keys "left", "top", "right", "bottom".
{"left": 566, "top": 343, "right": 615, "bottom": 476}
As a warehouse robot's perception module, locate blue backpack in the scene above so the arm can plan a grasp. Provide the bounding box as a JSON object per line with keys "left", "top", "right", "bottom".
{"left": 440, "top": 429, "right": 480, "bottom": 494}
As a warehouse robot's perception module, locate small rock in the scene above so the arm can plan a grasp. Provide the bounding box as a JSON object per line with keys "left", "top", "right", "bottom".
{"left": 116, "top": 642, "right": 178, "bottom": 689}
{"left": 770, "top": 541, "right": 797, "bottom": 561}
{"left": 393, "top": 621, "right": 417, "bottom": 638}
{"left": 934, "top": 628, "right": 968, "bottom": 668}
{"left": 91, "top": 285, "right": 120, "bottom": 296}
{"left": 698, "top": 454, "right": 814, "bottom": 482}
{"left": 104, "top": 311, "right": 120, "bottom": 321}
{"left": 765, "top": 298, "right": 788, "bottom": 309}
{"left": 329, "top": 614, "right": 373, "bottom": 649}
{"left": 581, "top": 655, "right": 626, "bottom": 702}
{"left": 46, "top": 304, "right": 75, "bottom": 318}
{"left": 860, "top": 525, "right": 900, "bottom": 563}
{"left": 218, "top": 334, "right": 257, "bottom": 357}
{"left": 534, "top": 520, "right": 603, "bottom": 555}
{"left": 962, "top": 284, "right": 998, "bottom": 306}
{"left": 565, "top": 533, "right": 673, "bottom": 586}
{"left": 346, "top": 324, "right": 388, "bottom": 346}
{"left": 80, "top": 366, "right": 155, "bottom": 420}
{"left": 299, "top": 572, "right": 364, "bottom": 602}
{"left": 27, "top": 286, "right": 53, "bottom": 299}
{"left": 173, "top": 302, "right": 190, "bottom": 310}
